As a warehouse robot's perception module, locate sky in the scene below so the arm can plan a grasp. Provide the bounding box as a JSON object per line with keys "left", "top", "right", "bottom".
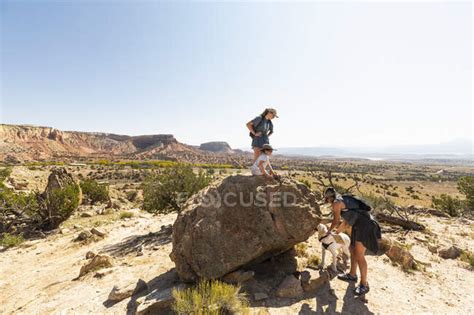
{"left": 1, "top": 1, "right": 472, "bottom": 149}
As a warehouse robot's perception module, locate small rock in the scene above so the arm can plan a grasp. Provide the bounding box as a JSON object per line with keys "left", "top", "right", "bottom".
{"left": 136, "top": 284, "right": 185, "bottom": 315}
{"left": 90, "top": 228, "right": 106, "bottom": 238}
{"left": 254, "top": 292, "right": 268, "bottom": 301}
{"left": 108, "top": 279, "right": 148, "bottom": 302}
{"left": 81, "top": 212, "right": 94, "bottom": 218}
{"left": 94, "top": 268, "right": 114, "bottom": 279}
{"left": 60, "top": 228, "right": 71, "bottom": 234}
{"left": 222, "top": 270, "right": 254, "bottom": 284}
{"left": 439, "top": 246, "right": 462, "bottom": 259}
{"left": 86, "top": 251, "right": 97, "bottom": 259}
{"left": 300, "top": 269, "right": 329, "bottom": 292}
{"left": 75, "top": 230, "right": 93, "bottom": 242}
{"left": 275, "top": 275, "right": 303, "bottom": 298}
{"left": 73, "top": 224, "right": 82, "bottom": 230}
{"left": 78, "top": 254, "right": 113, "bottom": 278}
{"left": 428, "top": 244, "right": 438, "bottom": 254}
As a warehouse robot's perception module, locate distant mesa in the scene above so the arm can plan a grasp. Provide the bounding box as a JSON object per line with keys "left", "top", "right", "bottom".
{"left": 199, "top": 141, "right": 233, "bottom": 153}
{"left": 0, "top": 124, "right": 247, "bottom": 164}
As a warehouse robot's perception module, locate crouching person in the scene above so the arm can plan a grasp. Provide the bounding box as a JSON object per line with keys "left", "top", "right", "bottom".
{"left": 251, "top": 144, "right": 278, "bottom": 179}
{"left": 323, "top": 187, "right": 381, "bottom": 296}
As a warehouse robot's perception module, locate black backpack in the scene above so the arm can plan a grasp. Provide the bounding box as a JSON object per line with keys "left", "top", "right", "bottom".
{"left": 342, "top": 194, "right": 372, "bottom": 212}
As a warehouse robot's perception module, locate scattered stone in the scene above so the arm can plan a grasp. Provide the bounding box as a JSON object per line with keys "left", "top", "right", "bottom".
{"left": 275, "top": 275, "right": 304, "bottom": 298}
{"left": 300, "top": 269, "right": 329, "bottom": 292}
{"left": 108, "top": 279, "right": 148, "bottom": 302}
{"left": 81, "top": 212, "right": 94, "bottom": 218}
{"left": 428, "top": 245, "right": 438, "bottom": 254}
{"left": 439, "top": 246, "right": 462, "bottom": 259}
{"left": 170, "top": 175, "right": 321, "bottom": 281}
{"left": 94, "top": 268, "right": 114, "bottom": 279}
{"left": 73, "top": 224, "right": 82, "bottom": 230}
{"left": 78, "top": 254, "right": 113, "bottom": 278}
{"left": 85, "top": 251, "right": 97, "bottom": 259}
{"left": 222, "top": 270, "right": 255, "bottom": 284}
{"left": 253, "top": 292, "right": 269, "bottom": 301}
{"left": 60, "top": 228, "right": 71, "bottom": 234}
{"left": 136, "top": 284, "right": 185, "bottom": 315}
{"left": 90, "top": 227, "right": 106, "bottom": 237}
{"left": 75, "top": 230, "right": 93, "bottom": 242}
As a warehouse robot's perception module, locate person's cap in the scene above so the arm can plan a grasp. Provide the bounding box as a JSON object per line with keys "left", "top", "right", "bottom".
{"left": 261, "top": 144, "right": 276, "bottom": 151}
{"left": 266, "top": 108, "right": 279, "bottom": 118}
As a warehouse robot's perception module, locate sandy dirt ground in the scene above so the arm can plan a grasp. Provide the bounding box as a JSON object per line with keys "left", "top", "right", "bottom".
{"left": 1, "top": 210, "right": 473, "bottom": 315}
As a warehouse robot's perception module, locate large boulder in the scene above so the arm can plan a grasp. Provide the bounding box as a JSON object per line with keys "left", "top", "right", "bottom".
{"left": 170, "top": 175, "right": 321, "bottom": 282}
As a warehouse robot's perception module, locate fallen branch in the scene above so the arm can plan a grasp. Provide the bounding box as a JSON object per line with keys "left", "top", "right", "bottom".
{"left": 376, "top": 213, "right": 425, "bottom": 231}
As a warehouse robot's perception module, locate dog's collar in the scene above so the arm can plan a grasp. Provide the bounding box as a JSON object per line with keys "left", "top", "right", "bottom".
{"left": 319, "top": 234, "right": 330, "bottom": 242}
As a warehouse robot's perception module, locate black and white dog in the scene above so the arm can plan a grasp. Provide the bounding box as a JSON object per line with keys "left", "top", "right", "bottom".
{"left": 317, "top": 223, "right": 351, "bottom": 272}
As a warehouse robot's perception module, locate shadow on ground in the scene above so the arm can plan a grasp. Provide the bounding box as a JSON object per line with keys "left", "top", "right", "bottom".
{"left": 100, "top": 224, "right": 172, "bottom": 257}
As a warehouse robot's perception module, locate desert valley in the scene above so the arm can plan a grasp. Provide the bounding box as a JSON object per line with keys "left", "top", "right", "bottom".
{"left": 0, "top": 124, "right": 473, "bottom": 314}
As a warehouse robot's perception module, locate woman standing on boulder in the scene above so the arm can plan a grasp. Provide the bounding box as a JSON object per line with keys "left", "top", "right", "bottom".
{"left": 246, "top": 108, "right": 278, "bottom": 162}
{"left": 323, "top": 187, "right": 381, "bottom": 296}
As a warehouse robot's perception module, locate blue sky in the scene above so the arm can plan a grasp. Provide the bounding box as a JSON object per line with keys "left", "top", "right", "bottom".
{"left": 1, "top": 1, "right": 472, "bottom": 149}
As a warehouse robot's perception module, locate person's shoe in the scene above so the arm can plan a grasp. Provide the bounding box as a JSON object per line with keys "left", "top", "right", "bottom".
{"left": 337, "top": 273, "right": 358, "bottom": 282}
{"left": 354, "top": 283, "right": 370, "bottom": 295}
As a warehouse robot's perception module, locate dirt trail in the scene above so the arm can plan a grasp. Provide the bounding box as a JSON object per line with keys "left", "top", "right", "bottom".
{"left": 0, "top": 212, "right": 472, "bottom": 314}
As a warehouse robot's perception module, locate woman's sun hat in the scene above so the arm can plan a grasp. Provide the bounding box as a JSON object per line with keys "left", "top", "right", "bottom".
{"left": 266, "top": 108, "right": 279, "bottom": 118}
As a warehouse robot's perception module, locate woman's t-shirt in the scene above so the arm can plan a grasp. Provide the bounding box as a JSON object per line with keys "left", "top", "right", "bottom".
{"left": 251, "top": 154, "right": 270, "bottom": 175}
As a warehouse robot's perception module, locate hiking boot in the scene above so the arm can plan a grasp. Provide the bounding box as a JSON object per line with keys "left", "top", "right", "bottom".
{"left": 354, "top": 283, "right": 370, "bottom": 295}
{"left": 337, "top": 273, "right": 358, "bottom": 282}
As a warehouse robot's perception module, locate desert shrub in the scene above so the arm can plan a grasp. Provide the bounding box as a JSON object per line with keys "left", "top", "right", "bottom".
{"left": 0, "top": 232, "right": 24, "bottom": 248}
{"left": 0, "top": 167, "right": 12, "bottom": 180}
{"left": 142, "top": 164, "right": 211, "bottom": 213}
{"left": 460, "top": 250, "right": 474, "bottom": 268}
{"left": 172, "top": 280, "right": 249, "bottom": 315}
{"left": 431, "top": 194, "right": 463, "bottom": 217}
{"left": 295, "top": 242, "right": 309, "bottom": 258}
{"left": 125, "top": 190, "right": 138, "bottom": 202}
{"left": 307, "top": 254, "right": 321, "bottom": 268}
{"left": 301, "top": 179, "right": 312, "bottom": 189}
{"left": 206, "top": 168, "right": 215, "bottom": 175}
{"left": 0, "top": 183, "right": 40, "bottom": 234}
{"left": 119, "top": 211, "right": 134, "bottom": 219}
{"left": 38, "top": 184, "right": 81, "bottom": 229}
{"left": 80, "top": 179, "right": 109, "bottom": 204}
{"left": 458, "top": 176, "right": 474, "bottom": 211}
{"left": 360, "top": 192, "right": 393, "bottom": 211}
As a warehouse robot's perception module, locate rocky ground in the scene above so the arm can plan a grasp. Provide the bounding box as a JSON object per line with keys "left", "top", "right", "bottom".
{"left": 1, "top": 206, "right": 472, "bottom": 314}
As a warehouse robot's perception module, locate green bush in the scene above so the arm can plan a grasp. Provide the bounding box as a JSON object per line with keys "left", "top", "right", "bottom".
{"left": 0, "top": 232, "right": 24, "bottom": 248}
{"left": 0, "top": 167, "right": 12, "bottom": 181}
{"left": 460, "top": 250, "right": 474, "bottom": 268}
{"left": 142, "top": 164, "right": 211, "bottom": 213}
{"left": 301, "top": 179, "right": 312, "bottom": 189}
{"left": 0, "top": 182, "right": 39, "bottom": 234}
{"left": 119, "top": 211, "right": 134, "bottom": 219}
{"left": 172, "top": 280, "right": 249, "bottom": 315}
{"left": 39, "top": 184, "right": 81, "bottom": 230}
{"left": 431, "top": 194, "right": 463, "bottom": 217}
{"left": 360, "top": 192, "right": 393, "bottom": 211}
{"left": 80, "top": 179, "right": 109, "bottom": 204}
{"left": 125, "top": 190, "right": 138, "bottom": 202}
{"left": 458, "top": 176, "right": 474, "bottom": 211}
